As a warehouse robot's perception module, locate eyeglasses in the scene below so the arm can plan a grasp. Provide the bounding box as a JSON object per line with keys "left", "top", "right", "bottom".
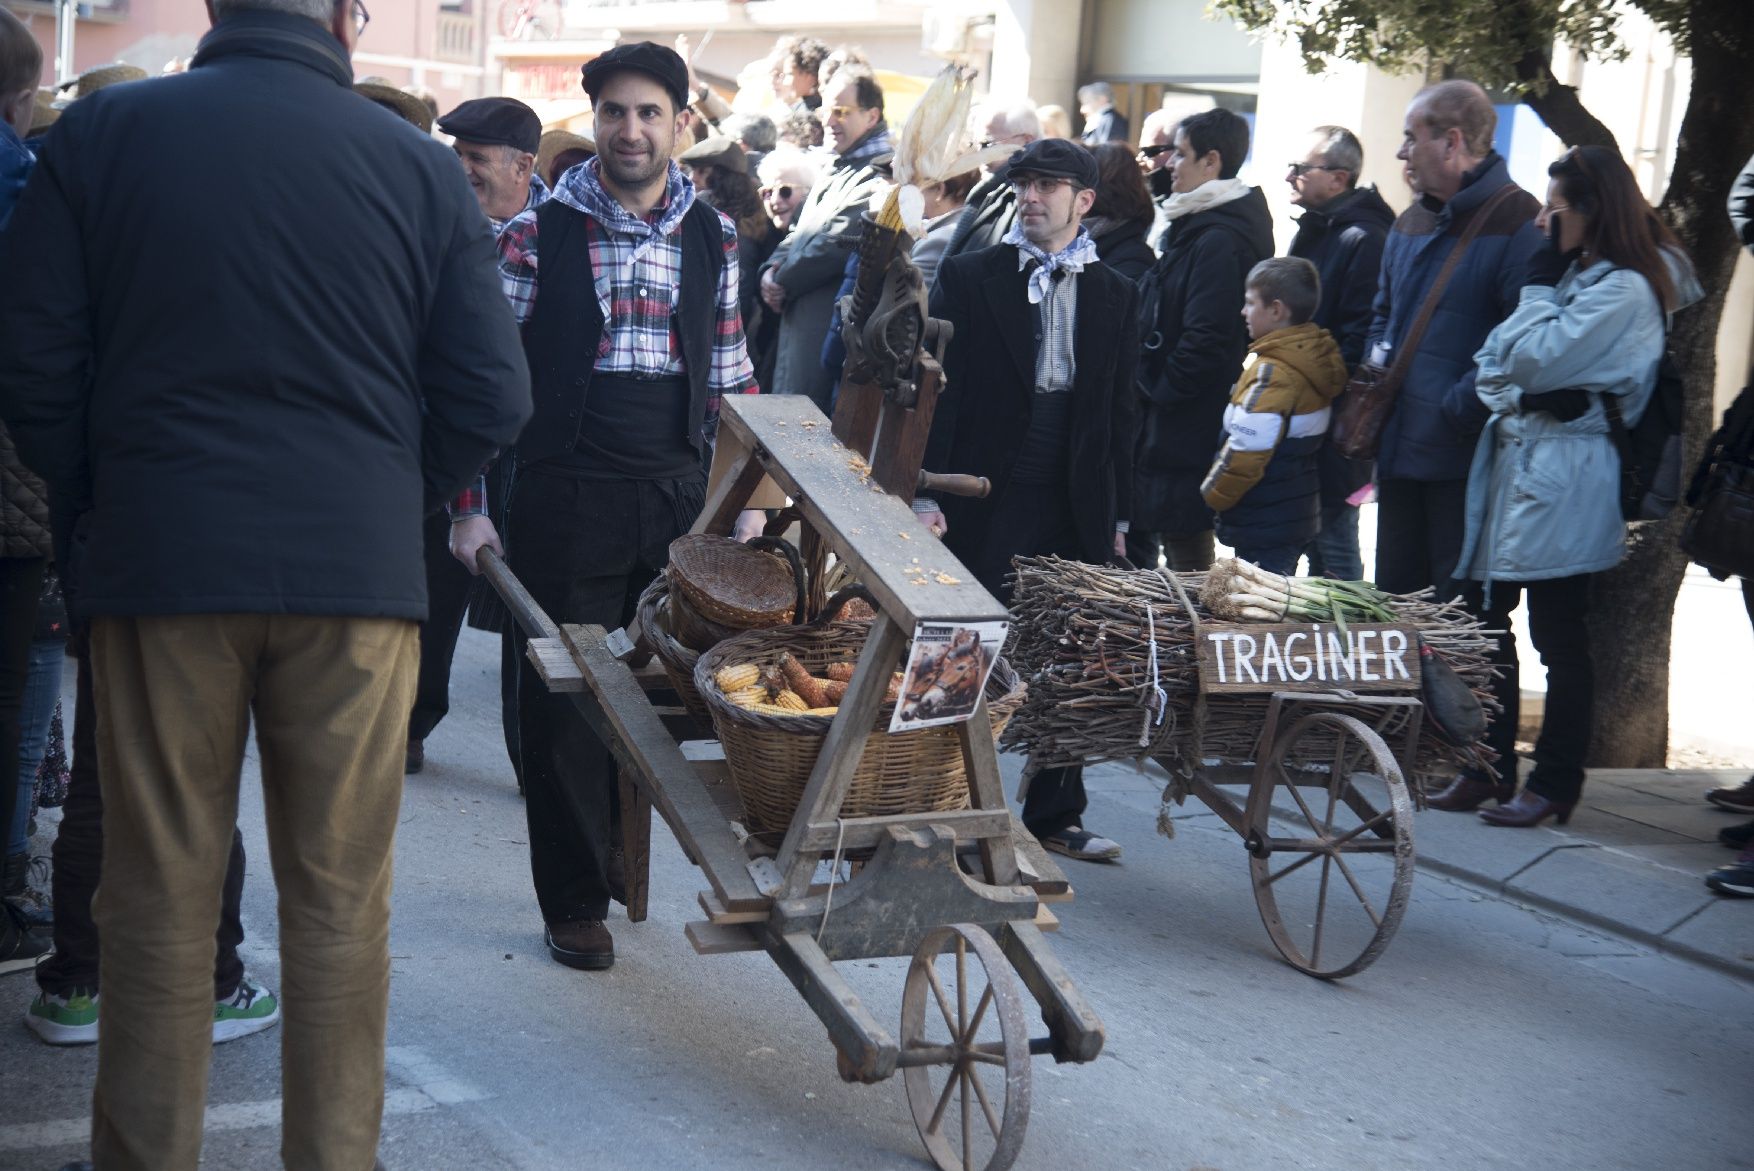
{"left": 1286, "top": 162, "right": 1339, "bottom": 177}
{"left": 349, "top": 0, "right": 369, "bottom": 36}
{"left": 760, "top": 185, "right": 795, "bottom": 201}
{"left": 1137, "top": 143, "right": 1172, "bottom": 158}
{"left": 1010, "top": 176, "right": 1079, "bottom": 197}
{"left": 824, "top": 105, "right": 863, "bottom": 120}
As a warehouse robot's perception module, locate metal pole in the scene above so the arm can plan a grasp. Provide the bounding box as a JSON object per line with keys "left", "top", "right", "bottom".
{"left": 55, "top": 0, "right": 77, "bottom": 86}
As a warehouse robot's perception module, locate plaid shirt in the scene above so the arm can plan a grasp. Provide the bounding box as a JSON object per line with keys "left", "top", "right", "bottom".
{"left": 452, "top": 159, "right": 757, "bottom": 517}
{"left": 487, "top": 173, "right": 549, "bottom": 237}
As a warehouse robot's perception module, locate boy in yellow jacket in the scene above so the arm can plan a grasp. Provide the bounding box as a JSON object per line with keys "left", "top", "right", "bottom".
{"left": 1201, "top": 258, "right": 1348, "bottom": 573}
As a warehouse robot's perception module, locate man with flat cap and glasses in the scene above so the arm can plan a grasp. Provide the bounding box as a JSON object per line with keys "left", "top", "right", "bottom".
{"left": 449, "top": 40, "right": 763, "bottom": 973}
{"left": 439, "top": 95, "right": 548, "bottom": 235}
{"left": 0, "top": 0, "right": 529, "bottom": 1167}
{"left": 914, "top": 138, "right": 1139, "bottom": 865}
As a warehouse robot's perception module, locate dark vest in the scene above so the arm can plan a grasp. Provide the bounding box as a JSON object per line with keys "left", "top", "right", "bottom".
{"left": 515, "top": 197, "right": 726, "bottom": 468}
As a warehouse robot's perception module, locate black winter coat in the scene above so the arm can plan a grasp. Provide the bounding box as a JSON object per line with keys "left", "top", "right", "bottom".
{"left": 0, "top": 11, "right": 531, "bottom": 620}
{"left": 924, "top": 245, "right": 1140, "bottom": 571}
{"left": 1090, "top": 217, "right": 1155, "bottom": 282}
{"left": 0, "top": 422, "right": 49, "bottom": 560}
{"left": 1288, "top": 184, "right": 1396, "bottom": 506}
{"left": 1133, "top": 188, "right": 1275, "bottom": 535}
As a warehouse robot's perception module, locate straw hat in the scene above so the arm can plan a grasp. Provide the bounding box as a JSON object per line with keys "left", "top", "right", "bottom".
{"left": 537, "top": 128, "right": 595, "bottom": 186}
{"left": 355, "top": 81, "right": 434, "bottom": 134}
{"left": 56, "top": 62, "right": 148, "bottom": 103}
{"left": 27, "top": 90, "right": 60, "bottom": 137}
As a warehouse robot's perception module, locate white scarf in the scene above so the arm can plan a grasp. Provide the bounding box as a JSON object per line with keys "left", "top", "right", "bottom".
{"left": 1002, "top": 221, "right": 1099, "bottom": 304}
{"left": 1160, "top": 177, "right": 1252, "bottom": 222}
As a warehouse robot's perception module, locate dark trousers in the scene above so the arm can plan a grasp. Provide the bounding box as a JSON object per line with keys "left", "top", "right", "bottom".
{"left": 36, "top": 639, "right": 245, "bottom": 999}
{"left": 506, "top": 469, "right": 702, "bottom": 923}
{"left": 1374, "top": 478, "right": 1522, "bottom": 784}
{"left": 1124, "top": 529, "right": 1214, "bottom": 572}
{"left": 1479, "top": 575, "right": 1594, "bottom": 804}
{"left": 0, "top": 557, "right": 45, "bottom": 868}
{"left": 958, "top": 482, "right": 1093, "bottom": 839}
{"left": 1232, "top": 541, "right": 1304, "bottom": 576}
{"left": 408, "top": 509, "right": 475, "bottom": 742}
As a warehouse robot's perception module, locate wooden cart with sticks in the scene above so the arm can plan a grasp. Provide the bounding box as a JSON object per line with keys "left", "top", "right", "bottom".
{"left": 1004, "top": 558, "right": 1499, "bottom": 980}
{"left": 479, "top": 391, "right": 1104, "bottom": 1171}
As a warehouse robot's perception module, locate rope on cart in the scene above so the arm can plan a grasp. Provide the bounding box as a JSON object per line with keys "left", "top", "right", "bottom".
{"left": 817, "top": 816, "right": 850, "bottom": 944}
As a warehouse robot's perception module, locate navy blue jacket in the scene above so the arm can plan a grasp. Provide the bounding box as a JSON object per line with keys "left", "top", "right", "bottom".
{"left": 0, "top": 12, "right": 530, "bottom": 619}
{"left": 1364, "top": 154, "right": 1541, "bottom": 482}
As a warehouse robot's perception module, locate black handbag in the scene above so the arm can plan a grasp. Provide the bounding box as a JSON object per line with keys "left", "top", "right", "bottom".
{"left": 1680, "top": 383, "right": 1754, "bottom": 579}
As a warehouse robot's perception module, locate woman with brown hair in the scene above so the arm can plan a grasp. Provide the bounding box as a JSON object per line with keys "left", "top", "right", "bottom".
{"left": 1085, "top": 141, "right": 1156, "bottom": 280}
{"left": 1451, "top": 145, "right": 1701, "bottom": 827}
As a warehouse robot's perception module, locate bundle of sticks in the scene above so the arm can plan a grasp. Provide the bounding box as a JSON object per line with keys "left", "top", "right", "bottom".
{"left": 1000, "top": 557, "right": 1502, "bottom": 782}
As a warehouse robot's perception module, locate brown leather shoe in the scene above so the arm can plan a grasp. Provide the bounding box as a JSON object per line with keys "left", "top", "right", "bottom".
{"left": 1425, "top": 773, "right": 1513, "bottom": 812}
{"left": 1479, "top": 790, "right": 1574, "bottom": 828}
{"left": 546, "top": 919, "right": 614, "bottom": 970}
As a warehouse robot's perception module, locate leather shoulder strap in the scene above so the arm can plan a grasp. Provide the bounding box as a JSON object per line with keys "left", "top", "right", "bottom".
{"left": 1385, "top": 184, "right": 1522, "bottom": 382}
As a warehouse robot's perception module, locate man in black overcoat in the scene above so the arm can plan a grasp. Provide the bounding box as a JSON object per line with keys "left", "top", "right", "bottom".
{"left": 915, "top": 138, "right": 1139, "bottom": 862}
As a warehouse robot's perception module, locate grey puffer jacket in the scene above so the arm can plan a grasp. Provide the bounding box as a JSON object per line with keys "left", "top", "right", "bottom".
{"left": 0, "top": 422, "right": 51, "bottom": 560}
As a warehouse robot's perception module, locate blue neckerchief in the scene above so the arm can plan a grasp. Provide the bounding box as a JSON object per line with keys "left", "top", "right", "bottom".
{"left": 1003, "top": 221, "right": 1097, "bottom": 304}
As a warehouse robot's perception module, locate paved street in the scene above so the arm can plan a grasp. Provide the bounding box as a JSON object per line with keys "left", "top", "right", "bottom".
{"left": 1, "top": 625, "right": 1749, "bottom": 1171}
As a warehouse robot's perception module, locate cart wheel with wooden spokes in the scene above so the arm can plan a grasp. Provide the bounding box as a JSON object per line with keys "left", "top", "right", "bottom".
{"left": 900, "top": 924, "right": 1031, "bottom": 1171}
{"left": 1246, "top": 711, "right": 1414, "bottom": 979}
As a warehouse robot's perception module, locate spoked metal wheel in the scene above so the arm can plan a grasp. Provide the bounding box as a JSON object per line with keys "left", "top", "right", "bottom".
{"left": 900, "top": 924, "right": 1031, "bottom": 1171}
{"left": 1247, "top": 712, "right": 1414, "bottom": 978}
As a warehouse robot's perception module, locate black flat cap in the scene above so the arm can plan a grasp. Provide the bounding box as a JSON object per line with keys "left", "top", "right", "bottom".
{"left": 437, "top": 97, "right": 541, "bottom": 155}
{"left": 1007, "top": 138, "right": 1099, "bottom": 190}
{"left": 581, "top": 41, "right": 690, "bottom": 111}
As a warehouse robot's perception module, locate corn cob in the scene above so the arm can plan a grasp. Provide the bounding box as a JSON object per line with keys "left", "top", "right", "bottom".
{"left": 771, "top": 689, "right": 809, "bottom": 712}
{"left": 714, "top": 663, "right": 761, "bottom": 693}
{"left": 825, "top": 663, "right": 857, "bottom": 683}
{"left": 805, "top": 707, "right": 840, "bottom": 716}
{"left": 779, "top": 654, "right": 826, "bottom": 708}
{"left": 726, "top": 685, "right": 767, "bottom": 709}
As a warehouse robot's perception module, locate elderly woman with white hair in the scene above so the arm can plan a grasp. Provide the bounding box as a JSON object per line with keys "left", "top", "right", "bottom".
{"left": 750, "top": 148, "right": 823, "bottom": 387}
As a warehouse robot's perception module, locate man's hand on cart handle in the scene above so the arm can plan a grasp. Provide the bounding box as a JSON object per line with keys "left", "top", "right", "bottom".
{"left": 450, "top": 514, "right": 504, "bottom": 575}
{"left": 917, "top": 509, "right": 948, "bottom": 539}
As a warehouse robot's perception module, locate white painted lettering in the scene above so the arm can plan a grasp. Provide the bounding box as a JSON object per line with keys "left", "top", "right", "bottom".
{"left": 1312, "top": 624, "right": 1325, "bottom": 679}
{"left": 1382, "top": 629, "right": 1411, "bottom": 681}
{"left": 1232, "top": 633, "right": 1261, "bottom": 684}
{"left": 1206, "top": 632, "right": 1232, "bottom": 683}
{"left": 1259, "top": 631, "right": 1286, "bottom": 680}
{"left": 1326, "top": 631, "right": 1356, "bottom": 680}
{"left": 1284, "top": 631, "right": 1312, "bottom": 681}
{"left": 1357, "top": 630, "right": 1379, "bottom": 681}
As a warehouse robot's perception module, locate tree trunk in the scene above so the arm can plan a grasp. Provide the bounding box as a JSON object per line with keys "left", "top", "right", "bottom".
{"left": 1583, "top": 0, "right": 1754, "bottom": 766}
{"left": 1515, "top": 51, "right": 1619, "bottom": 150}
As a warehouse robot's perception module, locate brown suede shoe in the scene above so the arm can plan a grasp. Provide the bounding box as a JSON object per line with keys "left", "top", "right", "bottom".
{"left": 546, "top": 919, "right": 614, "bottom": 970}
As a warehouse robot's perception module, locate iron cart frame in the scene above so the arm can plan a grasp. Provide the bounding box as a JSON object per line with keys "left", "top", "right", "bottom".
{"left": 481, "top": 393, "right": 1103, "bottom": 1171}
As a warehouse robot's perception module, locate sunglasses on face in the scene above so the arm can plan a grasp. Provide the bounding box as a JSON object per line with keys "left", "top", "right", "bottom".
{"left": 1287, "top": 162, "right": 1339, "bottom": 177}
{"left": 1137, "top": 143, "right": 1172, "bottom": 158}
{"left": 760, "top": 185, "right": 795, "bottom": 200}
{"left": 824, "top": 105, "right": 864, "bottom": 120}
{"left": 1010, "top": 176, "right": 1078, "bottom": 197}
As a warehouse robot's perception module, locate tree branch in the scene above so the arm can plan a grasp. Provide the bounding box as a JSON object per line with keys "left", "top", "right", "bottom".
{"left": 1514, "top": 50, "right": 1619, "bottom": 149}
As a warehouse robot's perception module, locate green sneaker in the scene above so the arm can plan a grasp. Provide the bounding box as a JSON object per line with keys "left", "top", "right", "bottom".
{"left": 213, "top": 973, "right": 280, "bottom": 1043}
{"left": 25, "top": 987, "right": 98, "bottom": 1045}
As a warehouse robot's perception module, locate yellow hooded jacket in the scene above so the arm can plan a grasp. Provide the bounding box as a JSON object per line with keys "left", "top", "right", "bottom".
{"left": 1201, "top": 322, "right": 1348, "bottom": 514}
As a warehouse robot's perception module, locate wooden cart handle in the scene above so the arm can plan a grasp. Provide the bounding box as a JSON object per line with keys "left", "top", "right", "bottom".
{"left": 917, "top": 470, "right": 990, "bottom": 499}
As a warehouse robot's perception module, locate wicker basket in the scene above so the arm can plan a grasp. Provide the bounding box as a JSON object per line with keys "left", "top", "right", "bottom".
{"left": 694, "top": 606, "right": 1026, "bottom": 835}
{"left": 669, "top": 534, "right": 805, "bottom": 630}
{"left": 636, "top": 576, "right": 711, "bottom": 722}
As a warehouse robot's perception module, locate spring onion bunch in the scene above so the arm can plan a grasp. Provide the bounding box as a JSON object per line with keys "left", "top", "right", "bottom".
{"left": 1199, "top": 557, "right": 1398, "bottom": 625}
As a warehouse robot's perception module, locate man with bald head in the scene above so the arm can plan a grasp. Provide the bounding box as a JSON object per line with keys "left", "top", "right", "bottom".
{"left": 1364, "top": 78, "right": 1540, "bottom": 814}
{"left": 932, "top": 99, "right": 1042, "bottom": 287}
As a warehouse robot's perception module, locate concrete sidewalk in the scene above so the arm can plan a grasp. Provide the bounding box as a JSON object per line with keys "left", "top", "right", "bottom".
{"left": 1406, "top": 768, "right": 1754, "bottom": 979}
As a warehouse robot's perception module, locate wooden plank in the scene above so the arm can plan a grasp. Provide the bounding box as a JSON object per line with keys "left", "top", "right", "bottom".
{"left": 1195, "top": 622, "right": 1422, "bottom": 695}
{"left": 617, "top": 767, "right": 651, "bottom": 924}
{"left": 526, "top": 638, "right": 585, "bottom": 693}
{"left": 698, "top": 890, "right": 768, "bottom": 925}
{"left": 716, "top": 395, "right": 1007, "bottom": 627}
{"left": 558, "top": 624, "right": 767, "bottom": 913}
{"left": 1000, "top": 922, "right": 1105, "bottom": 1063}
{"left": 767, "top": 931, "right": 898, "bottom": 1083}
{"left": 686, "top": 920, "right": 763, "bottom": 954}
{"left": 796, "top": 808, "right": 1013, "bottom": 853}
{"left": 773, "top": 612, "right": 907, "bottom": 897}
{"left": 956, "top": 702, "right": 1020, "bottom": 885}
{"left": 831, "top": 371, "right": 884, "bottom": 455}
{"left": 479, "top": 549, "right": 560, "bottom": 640}
{"left": 1008, "top": 818, "right": 1070, "bottom": 898}
{"left": 692, "top": 429, "right": 765, "bottom": 538}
